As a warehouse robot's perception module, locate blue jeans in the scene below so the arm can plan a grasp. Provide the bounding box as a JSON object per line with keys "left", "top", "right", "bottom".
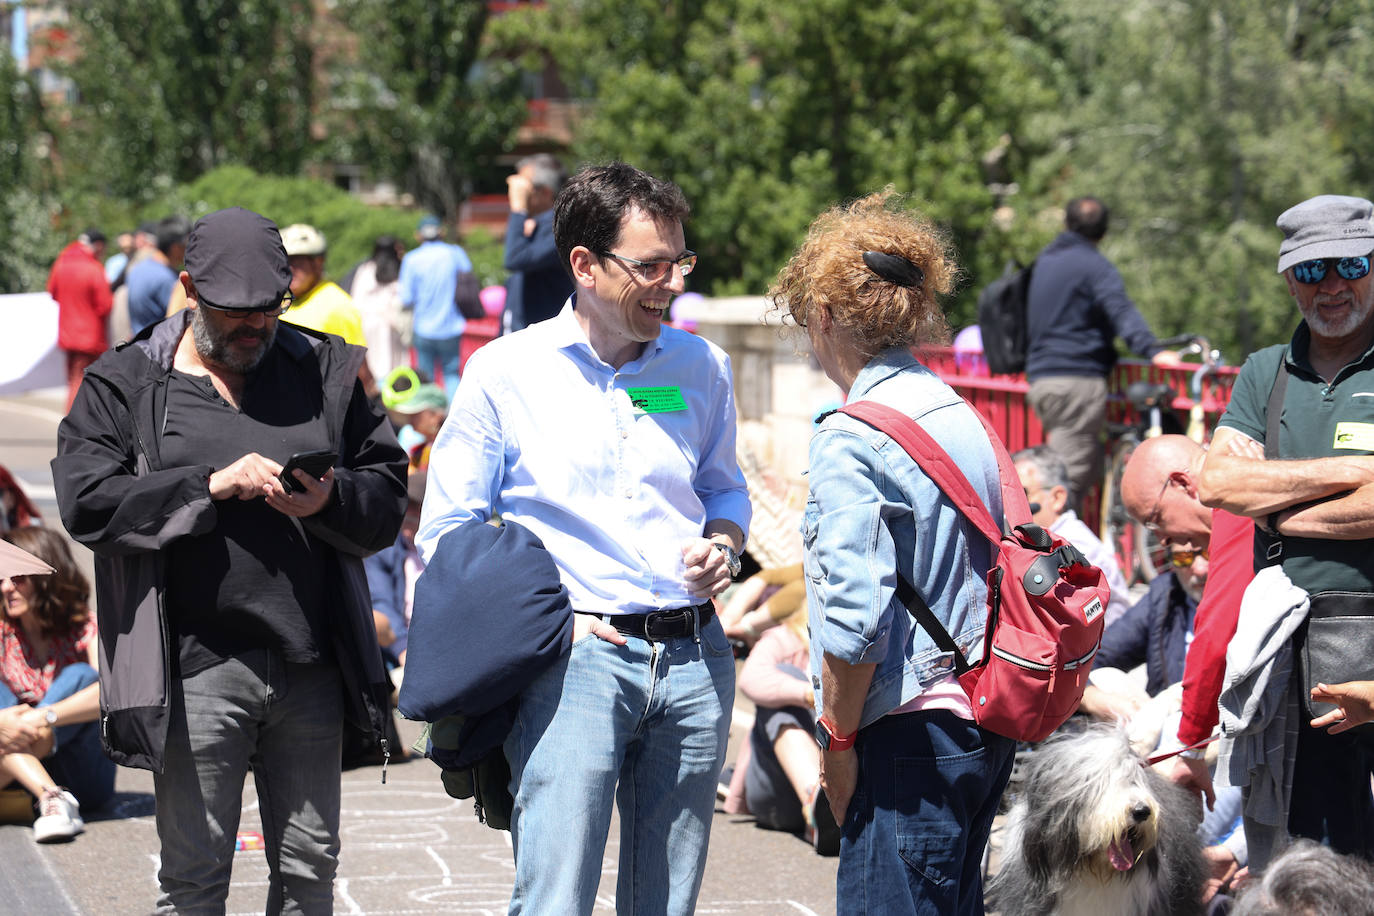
{"left": 153, "top": 650, "right": 344, "bottom": 916}
{"left": 0, "top": 662, "right": 115, "bottom": 811}
{"left": 412, "top": 334, "right": 462, "bottom": 401}
{"left": 837, "top": 710, "right": 1015, "bottom": 916}
{"left": 504, "top": 615, "right": 736, "bottom": 915}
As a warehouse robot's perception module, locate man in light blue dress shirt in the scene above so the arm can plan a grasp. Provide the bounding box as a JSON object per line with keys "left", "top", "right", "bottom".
{"left": 417, "top": 162, "right": 751, "bottom": 915}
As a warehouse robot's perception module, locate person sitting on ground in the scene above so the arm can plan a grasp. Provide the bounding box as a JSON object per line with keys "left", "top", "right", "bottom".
{"left": 0, "top": 465, "right": 42, "bottom": 535}
{"left": 387, "top": 383, "right": 448, "bottom": 471}
{"left": 722, "top": 607, "right": 840, "bottom": 855}
{"left": 365, "top": 470, "right": 427, "bottom": 677}
{"left": 1080, "top": 543, "right": 1208, "bottom": 722}
{"left": 1013, "top": 444, "right": 1131, "bottom": 626}
{"left": 1230, "top": 839, "right": 1374, "bottom": 916}
{"left": 719, "top": 562, "right": 804, "bottom": 649}
{"left": 0, "top": 527, "right": 115, "bottom": 842}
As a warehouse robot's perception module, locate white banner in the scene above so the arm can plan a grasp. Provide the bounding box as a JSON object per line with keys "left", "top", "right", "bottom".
{"left": 0, "top": 293, "right": 64, "bottom": 395}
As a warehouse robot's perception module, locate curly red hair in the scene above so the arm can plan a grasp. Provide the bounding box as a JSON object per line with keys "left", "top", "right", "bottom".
{"left": 769, "top": 190, "right": 959, "bottom": 355}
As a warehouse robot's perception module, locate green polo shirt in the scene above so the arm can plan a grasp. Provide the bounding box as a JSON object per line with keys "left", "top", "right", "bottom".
{"left": 1219, "top": 321, "right": 1374, "bottom": 594}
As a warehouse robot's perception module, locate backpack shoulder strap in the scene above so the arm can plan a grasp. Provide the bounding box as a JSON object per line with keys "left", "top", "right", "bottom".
{"left": 1255, "top": 355, "right": 1290, "bottom": 565}
{"left": 838, "top": 399, "right": 1031, "bottom": 541}
{"left": 1264, "top": 355, "right": 1288, "bottom": 460}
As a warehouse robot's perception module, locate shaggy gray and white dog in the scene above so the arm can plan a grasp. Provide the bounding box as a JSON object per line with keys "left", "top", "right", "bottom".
{"left": 987, "top": 725, "right": 1206, "bottom": 916}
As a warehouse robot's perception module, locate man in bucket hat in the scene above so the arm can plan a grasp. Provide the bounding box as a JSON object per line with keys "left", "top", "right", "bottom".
{"left": 52, "top": 206, "right": 407, "bottom": 911}
{"left": 1198, "top": 194, "right": 1374, "bottom": 865}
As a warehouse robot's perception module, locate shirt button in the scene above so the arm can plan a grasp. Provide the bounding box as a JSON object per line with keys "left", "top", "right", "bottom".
{"left": 622, "top": 430, "right": 629, "bottom": 439}
{"left": 624, "top": 489, "right": 633, "bottom": 498}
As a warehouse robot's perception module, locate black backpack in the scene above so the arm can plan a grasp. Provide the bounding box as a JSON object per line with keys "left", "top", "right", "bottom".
{"left": 977, "top": 259, "right": 1035, "bottom": 375}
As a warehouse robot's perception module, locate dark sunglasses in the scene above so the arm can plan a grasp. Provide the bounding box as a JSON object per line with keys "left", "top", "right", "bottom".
{"left": 198, "top": 289, "right": 295, "bottom": 319}
{"left": 1291, "top": 256, "right": 1371, "bottom": 286}
{"left": 1170, "top": 548, "right": 1208, "bottom": 569}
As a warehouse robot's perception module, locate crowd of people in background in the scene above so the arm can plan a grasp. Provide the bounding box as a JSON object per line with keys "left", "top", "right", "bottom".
{"left": 20, "top": 160, "right": 1374, "bottom": 916}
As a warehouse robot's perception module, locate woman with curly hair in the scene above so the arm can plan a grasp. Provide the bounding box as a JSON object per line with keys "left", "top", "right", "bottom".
{"left": 0, "top": 526, "right": 113, "bottom": 841}
{"left": 772, "top": 191, "right": 1015, "bottom": 914}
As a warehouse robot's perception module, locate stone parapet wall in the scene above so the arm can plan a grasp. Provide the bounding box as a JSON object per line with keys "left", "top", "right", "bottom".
{"left": 675, "top": 296, "right": 842, "bottom": 564}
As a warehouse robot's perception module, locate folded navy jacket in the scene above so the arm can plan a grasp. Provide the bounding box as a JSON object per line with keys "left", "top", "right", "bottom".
{"left": 398, "top": 518, "right": 573, "bottom": 723}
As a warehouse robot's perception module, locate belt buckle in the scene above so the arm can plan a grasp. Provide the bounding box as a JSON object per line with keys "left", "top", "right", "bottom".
{"left": 644, "top": 607, "right": 690, "bottom": 640}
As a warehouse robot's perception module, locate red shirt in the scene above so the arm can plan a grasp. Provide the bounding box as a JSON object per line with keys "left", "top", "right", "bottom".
{"left": 1176, "top": 508, "right": 1255, "bottom": 747}
{"left": 47, "top": 241, "right": 113, "bottom": 355}
{"left": 0, "top": 615, "right": 96, "bottom": 705}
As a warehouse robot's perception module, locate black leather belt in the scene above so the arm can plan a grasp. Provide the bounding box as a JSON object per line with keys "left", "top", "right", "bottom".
{"left": 603, "top": 601, "right": 715, "bottom": 640}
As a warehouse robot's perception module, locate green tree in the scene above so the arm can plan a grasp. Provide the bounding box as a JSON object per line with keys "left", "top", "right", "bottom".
{"left": 0, "top": 44, "right": 57, "bottom": 293}
{"left": 54, "top": 0, "right": 316, "bottom": 199}
{"left": 327, "top": 0, "right": 527, "bottom": 220}
{"left": 183, "top": 165, "right": 506, "bottom": 288}
{"left": 494, "top": 0, "right": 1055, "bottom": 318}
{"left": 1013, "top": 0, "right": 1374, "bottom": 359}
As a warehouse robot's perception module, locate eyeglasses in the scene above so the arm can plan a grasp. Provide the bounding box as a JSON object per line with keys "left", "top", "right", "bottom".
{"left": 1142, "top": 477, "right": 1172, "bottom": 533}
{"left": 198, "top": 289, "right": 295, "bottom": 319}
{"left": 1291, "top": 256, "right": 1372, "bottom": 286}
{"left": 598, "top": 250, "right": 697, "bottom": 284}
{"left": 0, "top": 574, "right": 29, "bottom": 586}
{"left": 1170, "top": 548, "right": 1208, "bottom": 569}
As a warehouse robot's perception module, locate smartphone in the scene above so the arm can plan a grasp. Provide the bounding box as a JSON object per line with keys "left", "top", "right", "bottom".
{"left": 278, "top": 449, "right": 337, "bottom": 493}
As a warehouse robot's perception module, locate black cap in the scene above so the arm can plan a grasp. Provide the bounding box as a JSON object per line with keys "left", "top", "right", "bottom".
{"left": 184, "top": 207, "right": 291, "bottom": 309}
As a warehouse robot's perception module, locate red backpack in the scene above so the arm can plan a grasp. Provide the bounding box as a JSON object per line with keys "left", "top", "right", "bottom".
{"left": 839, "top": 400, "right": 1109, "bottom": 743}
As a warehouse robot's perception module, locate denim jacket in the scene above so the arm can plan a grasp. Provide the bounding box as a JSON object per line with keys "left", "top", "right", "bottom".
{"left": 803, "top": 348, "right": 1002, "bottom": 728}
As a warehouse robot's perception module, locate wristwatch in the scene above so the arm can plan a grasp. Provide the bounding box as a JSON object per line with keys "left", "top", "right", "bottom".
{"left": 43, "top": 708, "right": 57, "bottom": 726}
{"left": 712, "top": 542, "right": 742, "bottom": 578}
{"left": 815, "top": 716, "right": 857, "bottom": 752}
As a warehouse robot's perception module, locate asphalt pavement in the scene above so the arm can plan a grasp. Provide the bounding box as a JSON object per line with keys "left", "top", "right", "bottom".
{"left": 0, "top": 387, "right": 841, "bottom": 915}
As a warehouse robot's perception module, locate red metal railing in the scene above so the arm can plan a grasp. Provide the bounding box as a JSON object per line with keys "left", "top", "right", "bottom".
{"left": 916, "top": 346, "right": 1241, "bottom": 531}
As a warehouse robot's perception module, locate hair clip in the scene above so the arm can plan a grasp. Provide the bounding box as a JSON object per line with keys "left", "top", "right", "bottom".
{"left": 862, "top": 251, "right": 924, "bottom": 289}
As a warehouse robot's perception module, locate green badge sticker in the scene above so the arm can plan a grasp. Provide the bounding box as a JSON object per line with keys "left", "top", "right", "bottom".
{"left": 627, "top": 386, "right": 687, "bottom": 413}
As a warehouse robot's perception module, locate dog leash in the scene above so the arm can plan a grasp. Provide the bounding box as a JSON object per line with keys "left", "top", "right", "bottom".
{"left": 1144, "top": 734, "right": 1219, "bottom": 766}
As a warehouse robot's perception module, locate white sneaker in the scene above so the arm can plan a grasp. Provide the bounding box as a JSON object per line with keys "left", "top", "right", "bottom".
{"left": 33, "top": 788, "right": 83, "bottom": 843}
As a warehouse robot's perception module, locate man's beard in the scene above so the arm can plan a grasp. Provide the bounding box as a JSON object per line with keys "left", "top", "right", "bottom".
{"left": 1301, "top": 288, "right": 1374, "bottom": 340}
{"left": 191, "top": 307, "right": 275, "bottom": 373}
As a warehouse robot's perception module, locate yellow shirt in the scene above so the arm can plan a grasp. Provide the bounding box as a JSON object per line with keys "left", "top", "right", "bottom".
{"left": 283, "top": 281, "right": 366, "bottom": 346}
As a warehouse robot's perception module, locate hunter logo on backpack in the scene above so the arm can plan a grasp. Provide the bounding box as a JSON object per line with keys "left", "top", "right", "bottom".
{"left": 977, "top": 259, "right": 1035, "bottom": 376}
{"left": 838, "top": 399, "right": 1108, "bottom": 744}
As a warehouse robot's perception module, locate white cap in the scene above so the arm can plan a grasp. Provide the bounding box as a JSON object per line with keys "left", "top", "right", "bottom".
{"left": 280, "top": 223, "right": 327, "bottom": 257}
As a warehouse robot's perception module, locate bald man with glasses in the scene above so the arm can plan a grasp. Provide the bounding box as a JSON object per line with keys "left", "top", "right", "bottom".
{"left": 53, "top": 206, "right": 407, "bottom": 913}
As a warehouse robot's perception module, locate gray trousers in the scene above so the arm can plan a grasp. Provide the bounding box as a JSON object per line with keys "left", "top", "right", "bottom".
{"left": 1027, "top": 374, "right": 1108, "bottom": 507}
{"left": 153, "top": 649, "right": 344, "bottom": 916}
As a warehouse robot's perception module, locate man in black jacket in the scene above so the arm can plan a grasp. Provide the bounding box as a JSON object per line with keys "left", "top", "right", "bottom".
{"left": 52, "top": 207, "right": 407, "bottom": 914}
{"left": 1026, "top": 196, "right": 1178, "bottom": 505}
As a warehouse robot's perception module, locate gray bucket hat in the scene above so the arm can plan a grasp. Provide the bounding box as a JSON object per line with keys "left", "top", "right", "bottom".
{"left": 184, "top": 207, "right": 292, "bottom": 308}
{"left": 1276, "top": 195, "right": 1374, "bottom": 274}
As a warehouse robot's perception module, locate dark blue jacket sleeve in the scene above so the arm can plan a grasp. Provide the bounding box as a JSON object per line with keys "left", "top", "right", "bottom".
{"left": 1095, "top": 261, "right": 1161, "bottom": 358}
{"left": 503, "top": 211, "right": 561, "bottom": 273}
{"left": 1094, "top": 576, "right": 1162, "bottom": 672}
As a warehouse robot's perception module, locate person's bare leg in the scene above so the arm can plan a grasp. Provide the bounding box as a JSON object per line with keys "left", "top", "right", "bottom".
{"left": 773, "top": 724, "right": 822, "bottom": 801}
{"left": 0, "top": 747, "right": 59, "bottom": 798}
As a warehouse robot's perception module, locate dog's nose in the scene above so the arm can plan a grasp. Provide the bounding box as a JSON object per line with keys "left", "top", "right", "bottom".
{"left": 1130, "top": 803, "right": 1152, "bottom": 823}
